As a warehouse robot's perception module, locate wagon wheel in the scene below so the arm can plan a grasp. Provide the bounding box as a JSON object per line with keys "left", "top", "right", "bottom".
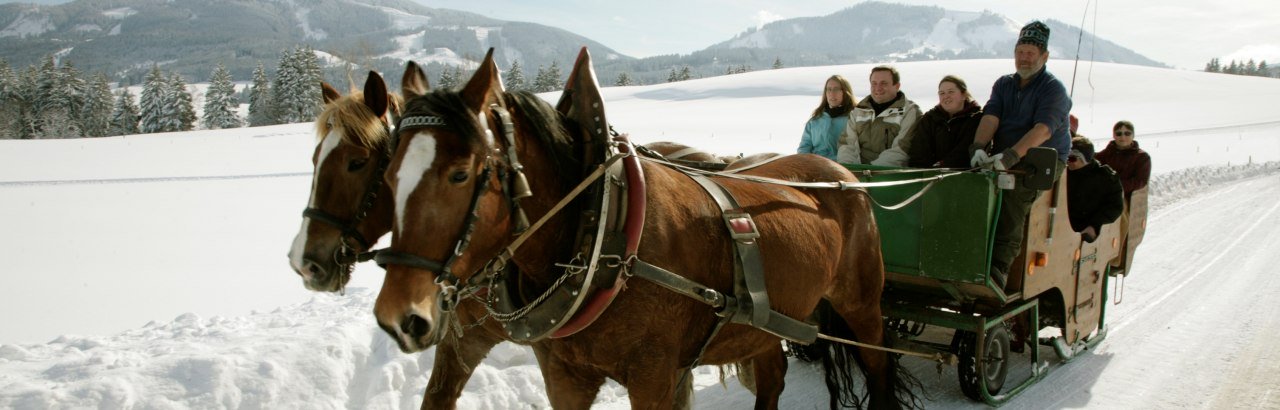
{"left": 956, "top": 325, "right": 1011, "bottom": 401}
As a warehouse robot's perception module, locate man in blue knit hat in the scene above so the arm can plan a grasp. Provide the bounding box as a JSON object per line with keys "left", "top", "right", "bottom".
{"left": 969, "top": 20, "right": 1072, "bottom": 288}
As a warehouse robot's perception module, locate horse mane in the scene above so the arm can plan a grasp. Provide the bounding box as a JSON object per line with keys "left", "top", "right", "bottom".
{"left": 399, "top": 89, "right": 580, "bottom": 185}
{"left": 315, "top": 91, "right": 403, "bottom": 150}
{"left": 502, "top": 91, "right": 580, "bottom": 184}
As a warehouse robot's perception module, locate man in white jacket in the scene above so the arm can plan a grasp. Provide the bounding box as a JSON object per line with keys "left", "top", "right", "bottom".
{"left": 836, "top": 65, "right": 921, "bottom": 166}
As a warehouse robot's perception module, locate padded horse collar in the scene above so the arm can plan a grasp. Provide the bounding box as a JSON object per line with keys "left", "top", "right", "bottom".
{"left": 490, "top": 134, "right": 646, "bottom": 342}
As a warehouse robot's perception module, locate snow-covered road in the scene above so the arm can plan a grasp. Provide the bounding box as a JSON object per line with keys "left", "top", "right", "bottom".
{"left": 898, "top": 174, "right": 1280, "bottom": 409}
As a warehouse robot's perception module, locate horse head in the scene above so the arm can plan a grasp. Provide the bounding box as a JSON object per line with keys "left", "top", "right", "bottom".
{"left": 374, "top": 48, "right": 579, "bottom": 352}
{"left": 288, "top": 69, "right": 408, "bottom": 292}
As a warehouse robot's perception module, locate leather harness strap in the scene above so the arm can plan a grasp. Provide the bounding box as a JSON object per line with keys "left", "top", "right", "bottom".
{"left": 624, "top": 170, "right": 819, "bottom": 344}
{"left": 685, "top": 173, "right": 770, "bottom": 328}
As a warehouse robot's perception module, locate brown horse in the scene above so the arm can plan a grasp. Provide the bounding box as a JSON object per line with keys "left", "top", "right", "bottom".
{"left": 374, "top": 51, "right": 917, "bottom": 409}
{"left": 290, "top": 63, "right": 713, "bottom": 410}
{"left": 288, "top": 70, "right": 402, "bottom": 292}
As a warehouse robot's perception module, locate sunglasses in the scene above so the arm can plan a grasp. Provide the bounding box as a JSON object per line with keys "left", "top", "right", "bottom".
{"left": 1115, "top": 131, "right": 1133, "bottom": 136}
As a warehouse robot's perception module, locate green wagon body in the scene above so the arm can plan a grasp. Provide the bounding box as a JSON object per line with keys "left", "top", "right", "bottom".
{"left": 846, "top": 164, "right": 1147, "bottom": 404}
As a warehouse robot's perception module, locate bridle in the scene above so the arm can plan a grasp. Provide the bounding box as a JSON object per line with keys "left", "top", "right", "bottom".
{"left": 374, "top": 102, "right": 535, "bottom": 311}
{"left": 301, "top": 119, "right": 395, "bottom": 273}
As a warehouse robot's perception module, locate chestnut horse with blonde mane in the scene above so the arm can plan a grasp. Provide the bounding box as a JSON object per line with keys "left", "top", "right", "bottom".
{"left": 372, "top": 49, "right": 919, "bottom": 409}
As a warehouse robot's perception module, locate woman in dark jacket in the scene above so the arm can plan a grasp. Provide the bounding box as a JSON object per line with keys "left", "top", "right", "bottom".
{"left": 907, "top": 75, "right": 984, "bottom": 168}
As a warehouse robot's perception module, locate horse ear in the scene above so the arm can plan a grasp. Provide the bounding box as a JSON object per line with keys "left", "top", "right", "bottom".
{"left": 363, "top": 71, "right": 389, "bottom": 118}
{"left": 401, "top": 60, "right": 430, "bottom": 100}
{"left": 460, "top": 48, "right": 502, "bottom": 112}
{"left": 321, "top": 82, "right": 342, "bottom": 104}
{"left": 556, "top": 47, "right": 609, "bottom": 142}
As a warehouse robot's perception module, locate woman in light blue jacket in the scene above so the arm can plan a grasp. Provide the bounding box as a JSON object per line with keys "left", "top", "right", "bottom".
{"left": 797, "top": 75, "right": 855, "bottom": 161}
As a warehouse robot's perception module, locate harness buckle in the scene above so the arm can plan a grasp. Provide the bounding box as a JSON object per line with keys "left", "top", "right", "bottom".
{"left": 723, "top": 212, "right": 761, "bottom": 243}
{"left": 554, "top": 254, "right": 588, "bottom": 276}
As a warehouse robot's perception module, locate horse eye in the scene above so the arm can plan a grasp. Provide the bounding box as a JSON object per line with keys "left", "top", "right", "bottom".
{"left": 347, "top": 158, "right": 369, "bottom": 172}
{"left": 449, "top": 170, "right": 469, "bottom": 184}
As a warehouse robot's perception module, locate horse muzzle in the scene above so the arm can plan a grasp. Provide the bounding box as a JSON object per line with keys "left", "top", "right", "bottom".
{"left": 292, "top": 255, "right": 349, "bottom": 293}
{"left": 379, "top": 311, "right": 442, "bottom": 353}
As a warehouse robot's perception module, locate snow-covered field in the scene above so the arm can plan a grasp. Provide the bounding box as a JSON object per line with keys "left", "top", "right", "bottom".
{"left": 3, "top": 59, "right": 1280, "bottom": 408}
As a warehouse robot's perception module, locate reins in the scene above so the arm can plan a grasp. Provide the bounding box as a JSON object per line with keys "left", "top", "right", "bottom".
{"left": 635, "top": 155, "right": 970, "bottom": 210}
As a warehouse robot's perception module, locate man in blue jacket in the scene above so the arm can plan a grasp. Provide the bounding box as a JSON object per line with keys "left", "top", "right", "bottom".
{"left": 969, "top": 21, "right": 1072, "bottom": 288}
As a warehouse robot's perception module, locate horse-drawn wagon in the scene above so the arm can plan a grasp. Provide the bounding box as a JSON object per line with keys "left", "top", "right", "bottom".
{"left": 288, "top": 46, "right": 1150, "bottom": 408}
{"left": 850, "top": 164, "right": 1148, "bottom": 404}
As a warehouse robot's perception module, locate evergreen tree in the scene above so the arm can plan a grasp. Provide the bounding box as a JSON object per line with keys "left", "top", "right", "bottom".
{"left": 202, "top": 63, "right": 242, "bottom": 130}
{"left": 31, "top": 58, "right": 86, "bottom": 138}
{"left": 438, "top": 66, "right": 459, "bottom": 90}
{"left": 138, "top": 66, "right": 168, "bottom": 133}
{"left": 544, "top": 61, "right": 562, "bottom": 91}
{"left": 1259, "top": 61, "right": 1270, "bottom": 77}
{"left": 614, "top": 72, "right": 633, "bottom": 86}
{"left": 1227, "top": 60, "right": 1239, "bottom": 75}
{"left": 271, "top": 49, "right": 299, "bottom": 123}
{"left": 504, "top": 59, "right": 526, "bottom": 91}
{"left": 0, "top": 59, "right": 20, "bottom": 139}
{"left": 298, "top": 45, "right": 323, "bottom": 120}
{"left": 678, "top": 66, "right": 692, "bottom": 81}
{"left": 269, "top": 46, "right": 322, "bottom": 124}
{"left": 532, "top": 65, "right": 557, "bottom": 92}
{"left": 14, "top": 65, "right": 40, "bottom": 139}
{"left": 1246, "top": 59, "right": 1258, "bottom": 76}
{"left": 1205, "top": 58, "right": 1220, "bottom": 73}
{"left": 248, "top": 63, "right": 274, "bottom": 126}
{"left": 110, "top": 88, "right": 140, "bottom": 136}
{"left": 667, "top": 67, "right": 679, "bottom": 83}
{"left": 170, "top": 74, "right": 196, "bottom": 131}
{"left": 80, "top": 74, "right": 114, "bottom": 137}
{"left": 452, "top": 65, "right": 466, "bottom": 86}
{"left": 773, "top": 57, "right": 784, "bottom": 69}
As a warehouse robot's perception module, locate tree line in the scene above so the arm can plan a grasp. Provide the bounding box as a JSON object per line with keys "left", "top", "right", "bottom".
{"left": 0, "top": 45, "right": 325, "bottom": 139}
{"left": 1204, "top": 58, "right": 1275, "bottom": 78}
{"left": 2, "top": 45, "right": 789, "bottom": 139}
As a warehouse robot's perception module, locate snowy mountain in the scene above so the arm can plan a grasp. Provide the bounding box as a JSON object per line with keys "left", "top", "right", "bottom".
{"left": 0, "top": 0, "right": 627, "bottom": 85}
{"left": 712, "top": 3, "right": 1160, "bottom": 65}
{"left": 1, "top": 0, "right": 1159, "bottom": 88}
{"left": 594, "top": 2, "right": 1162, "bottom": 84}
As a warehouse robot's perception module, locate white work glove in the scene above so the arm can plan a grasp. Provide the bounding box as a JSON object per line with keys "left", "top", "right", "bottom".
{"left": 970, "top": 150, "right": 992, "bottom": 168}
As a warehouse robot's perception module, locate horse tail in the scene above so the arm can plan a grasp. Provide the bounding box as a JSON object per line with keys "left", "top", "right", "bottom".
{"left": 787, "top": 299, "right": 926, "bottom": 410}
{"left": 787, "top": 299, "right": 866, "bottom": 409}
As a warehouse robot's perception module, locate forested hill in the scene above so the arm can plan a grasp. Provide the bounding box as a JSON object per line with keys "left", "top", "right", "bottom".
{"left": 0, "top": 0, "right": 627, "bottom": 85}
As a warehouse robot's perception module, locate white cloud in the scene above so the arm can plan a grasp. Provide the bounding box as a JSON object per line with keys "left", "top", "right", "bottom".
{"left": 755, "top": 10, "right": 783, "bottom": 30}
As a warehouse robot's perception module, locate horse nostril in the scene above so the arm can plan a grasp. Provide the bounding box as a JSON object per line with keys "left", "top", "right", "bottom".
{"left": 401, "top": 314, "right": 431, "bottom": 339}
{"left": 299, "top": 259, "right": 326, "bottom": 280}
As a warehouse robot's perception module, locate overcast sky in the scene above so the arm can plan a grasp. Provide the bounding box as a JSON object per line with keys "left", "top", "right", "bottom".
{"left": 416, "top": 0, "right": 1280, "bottom": 70}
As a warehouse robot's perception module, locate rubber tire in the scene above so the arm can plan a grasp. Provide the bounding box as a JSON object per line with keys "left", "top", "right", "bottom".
{"left": 957, "top": 325, "right": 1011, "bottom": 401}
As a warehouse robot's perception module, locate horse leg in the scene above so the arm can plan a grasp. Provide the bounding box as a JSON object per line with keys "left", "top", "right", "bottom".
{"left": 672, "top": 366, "right": 693, "bottom": 410}
{"left": 749, "top": 344, "right": 787, "bottom": 410}
{"left": 840, "top": 303, "right": 898, "bottom": 410}
{"left": 419, "top": 331, "right": 502, "bottom": 409}
{"left": 533, "top": 344, "right": 606, "bottom": 410}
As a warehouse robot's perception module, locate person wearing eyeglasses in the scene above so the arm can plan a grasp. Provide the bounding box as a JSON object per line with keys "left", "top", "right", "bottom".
{"left": 1094, "top": 120, "right": 1151, "bottom": 199}
{"left": 798, "top": 75, "right": 856, "bottom": 161}
{"left": 1066, "top": 136, "right": 1124, "bottom": 243}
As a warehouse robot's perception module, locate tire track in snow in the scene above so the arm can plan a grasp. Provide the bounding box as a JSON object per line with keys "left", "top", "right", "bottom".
{"left": 0, "top": 172, "right": 311, "bottom": 187}
{"left": 1108, "top": 180, "right": 1280, "bottom": 336}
